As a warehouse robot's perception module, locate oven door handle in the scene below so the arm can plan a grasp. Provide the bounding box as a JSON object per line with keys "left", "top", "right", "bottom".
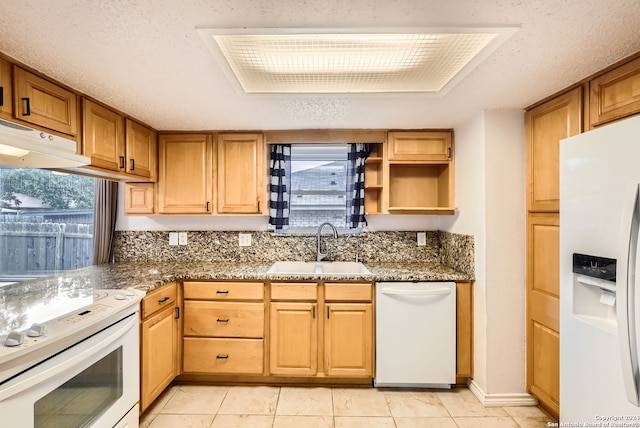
{"left": 0, "top": 314, "right": 138, "bottom": 401}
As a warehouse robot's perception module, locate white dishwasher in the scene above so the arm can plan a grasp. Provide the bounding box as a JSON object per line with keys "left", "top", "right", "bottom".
{"left": 375, "top": 281, "right": 456, "bottom": 388}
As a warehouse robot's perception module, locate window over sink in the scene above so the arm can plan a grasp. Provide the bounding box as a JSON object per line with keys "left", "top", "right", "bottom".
{"left": 269, "top": 143, "right": 369, "bottom": 233}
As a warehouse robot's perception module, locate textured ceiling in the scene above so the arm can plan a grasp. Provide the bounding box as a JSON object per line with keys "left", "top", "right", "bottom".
{"left": 0, "top": 0, "right": 639, "bottom": 131}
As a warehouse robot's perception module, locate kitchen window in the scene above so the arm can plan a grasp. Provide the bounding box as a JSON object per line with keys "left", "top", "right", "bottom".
{"left": 0, "top": 167, "right": 95, "bottom": 283}
{"left": 289, "top": 144, "right": 349, "bottom": 229}
{"left": 269, "top": 143, "right": 369, "bottom": 232}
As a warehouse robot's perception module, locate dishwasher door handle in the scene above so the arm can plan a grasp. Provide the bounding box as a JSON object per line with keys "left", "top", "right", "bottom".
{"left": 381, "top": 287, "right": 452, "bottom": 296}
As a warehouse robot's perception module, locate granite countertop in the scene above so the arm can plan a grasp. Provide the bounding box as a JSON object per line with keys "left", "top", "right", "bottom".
{"left": 61, "top": 261, "right": 473, "bottom": 291}
{"left": 0, "top": 261, "right": 473, "bottom": 334}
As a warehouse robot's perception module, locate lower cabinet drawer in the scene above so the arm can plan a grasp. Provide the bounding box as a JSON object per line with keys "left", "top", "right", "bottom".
{"left": 183, "top": 337, "right": 264, "bottom": 374}
{"left": 183, "top": 301, "right": 264, "bottom": 338}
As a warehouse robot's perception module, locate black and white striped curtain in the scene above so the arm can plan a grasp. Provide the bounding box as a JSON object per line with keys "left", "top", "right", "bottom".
{"left": 346, "top": 143, "right": 371, "bottom": 229}
{"left": 268, "top": 144, "right": 291, "bottom": 230}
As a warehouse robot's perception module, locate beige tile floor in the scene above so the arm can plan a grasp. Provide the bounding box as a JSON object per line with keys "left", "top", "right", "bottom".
{"left": 140, "top": 385, "right": 552, "bottom": 428}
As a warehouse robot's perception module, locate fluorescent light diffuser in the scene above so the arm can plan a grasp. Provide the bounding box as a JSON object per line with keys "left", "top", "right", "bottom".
{"left": 197, "top": 28, "right": 518, "bottom": 94}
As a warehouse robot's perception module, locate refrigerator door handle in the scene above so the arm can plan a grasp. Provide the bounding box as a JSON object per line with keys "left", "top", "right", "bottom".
{"left": 617, "top": 182, "right": 640, "bottom": 406}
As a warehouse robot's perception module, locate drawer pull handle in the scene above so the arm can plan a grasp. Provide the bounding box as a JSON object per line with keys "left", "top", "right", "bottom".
{"left": 216, "top": 318, "right": 229, "bottom": 323}
{"left": 119, "top": 156, "right": 125, "bottom": 169}
{"left": 158, "top": 297, "right": 170, "bottom": 303}
{"left": 216, "top": 355, "right": 229, "bottom": 359}
{"left": 216, "top": 290, "right": 229, "bottom": 294}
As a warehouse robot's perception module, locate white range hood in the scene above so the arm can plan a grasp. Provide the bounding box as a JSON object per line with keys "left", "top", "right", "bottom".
{"left": 0, "top": 119, "right": 90, "bottom": 169}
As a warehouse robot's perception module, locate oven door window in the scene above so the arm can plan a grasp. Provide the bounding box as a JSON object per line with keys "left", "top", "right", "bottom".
{"left": 34, "top": 347, "right": 123, "bottom": 427}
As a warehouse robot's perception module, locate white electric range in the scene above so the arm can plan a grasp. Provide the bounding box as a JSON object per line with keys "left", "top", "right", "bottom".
{"left": 0, "top": 281, "right": 144, "bottom": 428}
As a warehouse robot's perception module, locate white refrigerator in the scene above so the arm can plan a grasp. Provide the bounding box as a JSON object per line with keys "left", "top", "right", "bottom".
{"left": 560, "top": 115, "right": 640, "bottom": 422}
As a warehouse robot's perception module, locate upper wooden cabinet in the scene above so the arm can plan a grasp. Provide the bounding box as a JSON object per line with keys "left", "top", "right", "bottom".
{"left": 0, "top": 59, "right": 12, "bottom": 120}
{"left": 125, "top": 118, "right": 157, "bottom": 180}
{"left": 387, "top": 131, "right": 452, "bottom": 161}
{"left": 13, "top": 66, "right": 78, "bottom": 136}
{"left": 384, "top": 131, "right": 455, "bottom": 214}
{"left": 124, "top": 182, "right": 155, "bottom": 215}
{"left": 82, "top": 99, "right": 125, "bottom": 171}
{"left": 525, "top": 87, "right": 583, "bottom": 212}
{"left": 82, "top": 99, "right": 157, "bottom": 181}
{"left": 590, "top": 56, "right": 640, "bottom": 128}
{"left": 158, "top": 133, "right": 214, "bottom": 214}
{"left": 217, "top": 133, "right": 265, "bottom": 214}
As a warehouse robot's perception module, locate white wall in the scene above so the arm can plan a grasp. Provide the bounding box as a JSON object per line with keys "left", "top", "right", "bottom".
{"left": 441, "top": 111, "right": 488, "bottom": 392}
{"left": 442, "top": 109, "right": 528, "bottom": 399}
{"left": 115, "top": 194, "right": 442, "bottom": 231}
{"left": 484, "top": 110, "right": 526, "bottom": 395}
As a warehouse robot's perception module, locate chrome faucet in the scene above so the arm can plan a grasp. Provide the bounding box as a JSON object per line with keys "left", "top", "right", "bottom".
{"left": 317, "top": 222, "right": 338, "bottom": 262}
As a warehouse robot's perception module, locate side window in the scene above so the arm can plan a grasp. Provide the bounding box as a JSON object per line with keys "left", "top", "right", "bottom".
{"left": 0, "top": 167, "right": 95, "bottom": 283}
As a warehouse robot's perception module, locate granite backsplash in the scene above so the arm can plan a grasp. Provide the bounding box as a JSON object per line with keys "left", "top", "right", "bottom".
{"left": 113, "top": 230, "right": 474, "bottom": 276}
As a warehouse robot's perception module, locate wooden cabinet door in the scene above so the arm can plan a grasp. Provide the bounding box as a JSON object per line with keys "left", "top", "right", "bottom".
{"left": 125, "top": 118, "right": 157, "bottom": 180}
{"left": 387, "top": 131, "right": 452, "bottom": 161}
{"left": 0, "top": 59, "right": 12, "bottom": 120}
{"left": 141, "top": 304, "right": 177, "bottom": 413}
{"left": 590, "top": 56, "right": 640, "bottom": 128}
{"left": 82, "top": 99, "right": 125, "bottom": 171}
{"left": 124, "top": 183, "right": 155, "bottom": 214}
{"left": 13, "top": 66, "right": 78, "bottom": 136}
{"left": 527, "top": 213, "right": 560, "bottom": 417}
{"left": 158, "top": 133, "right": 213, "bottom": 214}
{"left": 525, "top": 87, "right": 582, "bottom": 212}
{"left": 324, "top": 303, "right": 373, "bottom": 377}
{"left": 269, "top": 302, "right": 317, "bottom": 376}
{"left": 217, "top": 133, "right": 265, "bottom": 214}
{"left": 456, "top": 281, "right": 473, "bottom": 381}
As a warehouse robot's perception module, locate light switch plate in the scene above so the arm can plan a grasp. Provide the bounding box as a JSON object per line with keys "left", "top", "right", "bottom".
{"left": 239, "top": 233, "right": 252, "bottom": 247}
{"left": 169, "top": 232, "right": 178, "bottom": 246}
{"left": 178, "top": 232, "right": 188, "bottom": 245}
{"left": 417, "top": 232, "right": 427, "bottom": 246}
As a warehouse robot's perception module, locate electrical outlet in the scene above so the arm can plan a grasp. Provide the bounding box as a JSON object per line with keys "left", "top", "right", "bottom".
{"left": 178, "top": 232, "right": 188, "bottom": 245}
{"left": 417, "top": 232, "right": 427, "bottom": 246}
{"left": 169, "top": 232, "right": 178, "bottom": 246}
{"left": 239, "top": 233, "right": 252, "bottom": 247}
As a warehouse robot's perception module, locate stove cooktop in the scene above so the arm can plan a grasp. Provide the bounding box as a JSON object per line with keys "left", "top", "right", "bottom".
{"left": 0, "top": 288, "right": 144, "bottom": 382}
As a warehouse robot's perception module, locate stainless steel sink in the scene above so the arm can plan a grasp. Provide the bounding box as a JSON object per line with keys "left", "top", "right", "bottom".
{"left": 267, "top": 261, "right": 371, "bottom": 275}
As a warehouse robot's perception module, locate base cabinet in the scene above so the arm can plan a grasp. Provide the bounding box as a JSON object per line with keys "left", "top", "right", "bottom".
{"left": 182, "top": 281, "right": 265, "bottom": 375}
{"left": 324, "top": 303, "right": 373, "bottom": 377}
{"left": 269, "top": 301, "right": 318, "bottom": 376}
{"left": 269, "top": 282, "right": 374, "bottom": 379}
{"left": 140, "top": 282, "right": 179, "bottom": 413}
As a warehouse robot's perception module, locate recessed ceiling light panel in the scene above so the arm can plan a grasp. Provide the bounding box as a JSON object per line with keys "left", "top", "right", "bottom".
{"left": 197, "top": 27, "right": 518, "bottom": 94}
